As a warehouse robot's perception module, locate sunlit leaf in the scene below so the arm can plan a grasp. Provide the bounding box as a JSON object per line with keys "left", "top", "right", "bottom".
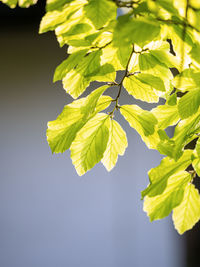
{"left": 141, "top": 150, "right": 193, "bottom": 198}
{"left": 53, "top": 50, "right": 88, "bottom": 82}
{"left": 173, "top": 184, "right": 200, "bottom": 234}
{"left": 47, "top": 86, "right": 111, "bottom": 153}
{"left": 70, "top": 113, "right": 110, "bottom": 176}
{"left": 172, "top": 69, "right": 200, "bottom": 92}
{"left": 120, "top": 105, "right": 160, "bottom": 149}
{"left": 123, "top": 76, "right": 159, "bottom": 103}
{"left": 144, "top": 171, "right": 191, "bottom": 221}
{"left": 0, "top": 0, "right": 37, "bottom": 8}
{"left": 114, "top": 16, "right": 161, "bottom": 47}
{"left": 178, "top": 88, "right": 200, "bottom": 119}
{"left": 84, "top": 0, "right": 117, "bottom": 29}
{"left": 152, "top": 103, "right": 179, "bottom": 129}
{"left": 102, "top": 119, "right": 128, "bottom": 171}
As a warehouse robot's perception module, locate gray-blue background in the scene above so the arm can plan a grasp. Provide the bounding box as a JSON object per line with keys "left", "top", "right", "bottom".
{"left": 0, "top": 10, "right": 185, "bottom": 267}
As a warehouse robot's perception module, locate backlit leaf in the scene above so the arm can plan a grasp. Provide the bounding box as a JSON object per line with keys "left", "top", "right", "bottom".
{"left": 141, "top": 150, "right": 193, "bottom": 198}
{"left": 123, "top": 76, "right": 159, "bottom": 103}
{"left": 144, "top": 171, "right": 191, "bottom": 221}
{"left": 120, "top": 105, "right": 159, "bottom": 149}
{"left": 114, "top": 16, "right": 161, "bottom": 47}
{"left": 173, "top": 184, "right": 200, "bottom": 234}
{"left": 70, "top": 113, "right": 110, "bottom": 176}
{"left": 47, "top": 86, "right": 111, "bottom": 153}
{"left": 1, "top": 0, "right": 37, "bottom": 8}
{"left": 53, "top": 50, "right": 88, "bottom": 82}
{"left": 84, "top": 0, "right": 117, "bottom": 29}
{"left": 102, "top": 119, "right": 128, "bottom": 171}
{"left": 172, "top": 69, "right": 200, "bottom": 92}
{"left": 178, "top": 88, "right": 200, "bottom": 119}
{"left": 152, "top": 103, "right": 179, "bottom": 129}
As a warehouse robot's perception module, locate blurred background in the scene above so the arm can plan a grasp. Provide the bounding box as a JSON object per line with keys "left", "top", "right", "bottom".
{"left": 0, "top": 1, "right": 197, "bottom": 266}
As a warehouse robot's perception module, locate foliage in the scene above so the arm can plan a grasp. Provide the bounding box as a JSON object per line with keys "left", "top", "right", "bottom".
{"left": 1, "top": 0, "right": 37, "bottom": 8}
{"left": 2, "top": 0, "right": 200, "bottom": 234}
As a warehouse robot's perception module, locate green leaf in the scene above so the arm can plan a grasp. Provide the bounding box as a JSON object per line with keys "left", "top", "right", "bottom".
{"left": 139, "top": 52, "right": 173, "bottom": 92}
{"left": 123, "top": 76, "right": 159, "bottom": 103}
{"left": 170, "top": 112, "right": 200, "bottom": 160}
{"left": 114, "top": 16, "right": 161, "bottom": 47}
{"left": 46, "top": 0, "right": 73, "bottom": 11}
{"left": 47, "top": 86, "right": 111, "bottom": 153}
{"left": 92, "top": 64, "right": 116, "bottom": 82}
{"left": 120, "top": 105, "right": 159, "bottom": 149}
{"left": 40, "top": 3, "right": 73, "bottom": 33}
{"left": 83, "top": 85, "right": 110, "bottom": 114}
{"left": 143, "top": 171, "right": 191, "bottom": 221}
{"left": 60, "top": 23, "right": 92, "bottom": 37}
{"left": 62, "top": 50, "right": 102, "bottom": 98}
{"left": 150, "top": 49, "right": 181, "bottom": 71}
{"left": 135, "top": 73, "right": 166, "bottom": 92}
{"left": 116, "top": 44, "right": 133, "bottom": 69}
{"left": 173, "top": 184, "right": 200, "bottom": 234}
{"left": 53, "top": 50, "right": 88, "bottom": 82}
{"left": 196, "top": 138, "right": 200, "bottom": 157}
{"left": 192, "top": 138, "right": 200, "bottom": 176}
{"left": 62, "top": 69, "right": 91, "bottom": 99}
{"left": 102, "top": 119, "right": 128, "bottom": 171}
{"left": 157, "top": 135, "right": 176, "bottom": 158}
{"left": 141, "top": 150, "right": 193, "bottom": 198}
{"left": 79, "top": 50, "right": 102, "bottom": 77}
{"left": 172, "top": 69, "right": 200, "bottom": 92}
{"left": 1, "top": 0, "right": 37, "bottom": 8}
{"left": 150, "top": 0, "right": 179, "bottom": 17}
{"left": 53, "top": 1, "right": 94, "bottom": 47}
{"left": 84, "top": 0, "right": 117, "bottom": 29}
{"left": 152, "top": 103, "right": 179, "bottom": 129}
{"left": 18, "top": 0, "right": 37, "bottom": 7}
{"left": 70, "top": 113, "right": 110, "bottom": 176}
{"left": 167, "top": 24, "right": 194, "bottom": 62}
{"left": 190, "top": 0, "right": 200, "bottom": 9}
{"left": 0, "top": 0, "right": 17, "bottom": 7}
{"left": 120, "top": 105, "right": 157, "bottom": 136}
{"left": 101, "top": 44, "right": 125, "bottom": 70}
{"left": 178, "top": 88, "right": 200, "bottom": 119}
{"left": 192, "top": 156, "right": 200, "bottom": 177}
{"left": 190, "top": 43, "right": 200, "bottom": 68}
{"left": 167, "top": 92, "right": 177, "bottom": 106}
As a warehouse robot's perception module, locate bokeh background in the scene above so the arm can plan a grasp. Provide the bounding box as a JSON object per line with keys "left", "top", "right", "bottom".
{"left": 0, "top": 1, "right": 198, "bottom": 266}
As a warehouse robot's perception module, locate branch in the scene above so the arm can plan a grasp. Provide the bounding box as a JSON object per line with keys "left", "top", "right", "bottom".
{"left": 108, "top": 44, "right": 135, "bottom": 117}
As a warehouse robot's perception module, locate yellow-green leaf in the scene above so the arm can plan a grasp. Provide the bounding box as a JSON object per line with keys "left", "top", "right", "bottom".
{"left": 53, "top": 49, "right": 88, "bottom": 82}
{"left": 173, "top": 184, "right": 200, "bottom": 234}
{"left": 139, "top": 52, "right": 173, "bottom": 92}
{"left": 123, "top": 76, "right": 159, "bottom": 103}
{"left": 152, "top": 103, "right": 179, "bottom": 129}
{"left": 47, "top": 87, "right": 112, "bottom": 154}
{"left": 70, "top": 113, "right": 110, "bottom": 176}
{"left": 102, "top": 119, "right": 128, "bottom": 171}
{"left": 1, "top": 0, "right": 37, "bottom": 8}
{"left": 144, "top": 171, "right": 191, "bottom": 221}
{"left": 172, "top": 69, "right": 200, "bottom": 92}
{"left": 178, "top": 88, "right": 200, "bottom": 119}
{"left": 120, "top": 105, "right": 157, "bottom": 136}
{"left": 120, "top": 105, "right": 160, "bottom": 149}
{"left": 142, "top": 150, "right": 193, "bottom": 198}
{"left": 84, "top": 0, "right": 117, "bottom": 29}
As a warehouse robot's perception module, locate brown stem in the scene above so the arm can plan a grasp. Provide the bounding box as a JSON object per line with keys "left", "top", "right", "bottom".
{"left": 108, "top": 44, "right": 135, "bottom": 117}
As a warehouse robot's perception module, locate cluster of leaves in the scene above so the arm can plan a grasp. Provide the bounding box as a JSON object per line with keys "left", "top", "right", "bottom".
{"left": 2, "top": 0, "right": 200, "bottom": 234}
{"left": 1, "top": 0, "right": 37, "bottom": 8}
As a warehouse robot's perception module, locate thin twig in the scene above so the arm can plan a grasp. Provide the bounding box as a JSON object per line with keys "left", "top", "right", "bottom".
{"left": 108, "top": 44, "right": 135, "bottom": 117}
